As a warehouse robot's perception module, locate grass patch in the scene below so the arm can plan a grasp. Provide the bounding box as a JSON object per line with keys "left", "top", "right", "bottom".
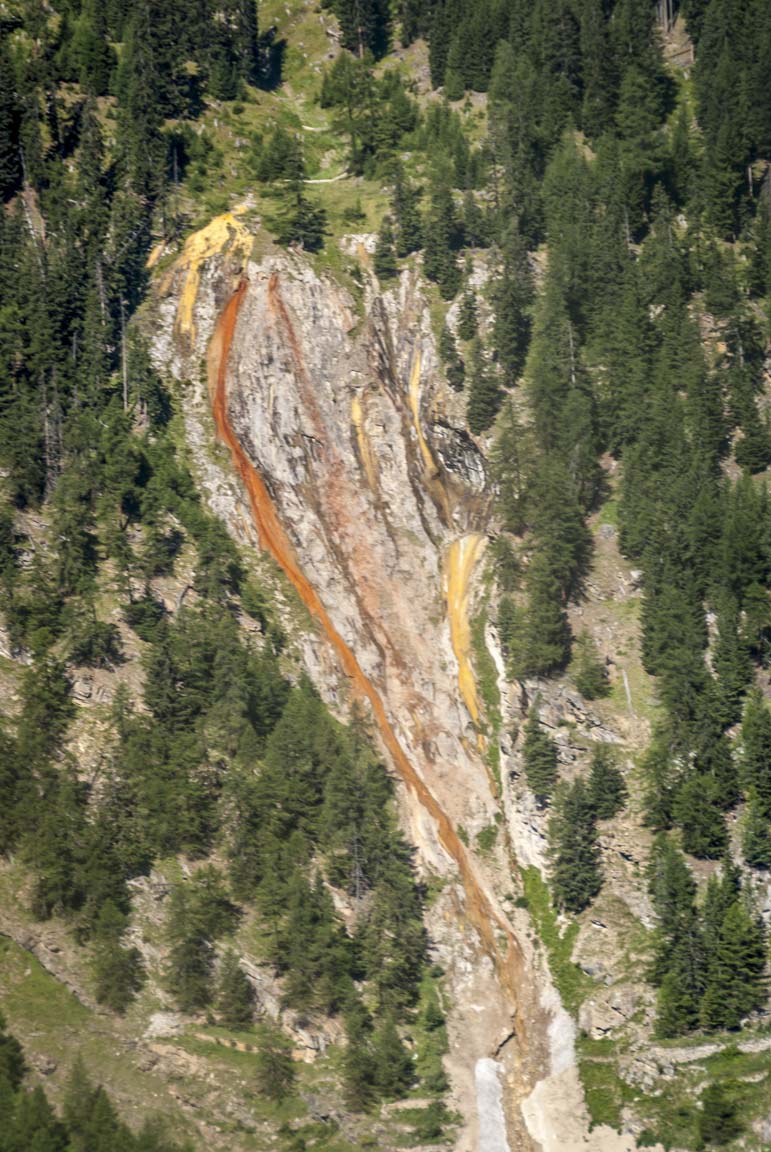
{"left": 475, "top": 823, "right": 498, "bottom": 853}
{"left": 596, "top": 494, "right": 620, "bottom": 529}
{"left": 0, "top": 936, "right": 90, "bottom": 1036}
{"left": 520, "top": 868, "right": 593, "bottom": 1014}
{"left": 631, "top": 1039, "right": 771, "bottom": 1151}
{"left": 576, "top": 1035, "right": 629, "bottom": 1131}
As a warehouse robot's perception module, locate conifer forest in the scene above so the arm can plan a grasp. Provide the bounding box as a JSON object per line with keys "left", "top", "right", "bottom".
{"left": 1, "top": 0, "right": 771, "bottom": 1149}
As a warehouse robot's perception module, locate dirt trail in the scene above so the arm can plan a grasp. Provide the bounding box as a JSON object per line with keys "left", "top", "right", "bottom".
{"left": 208, "top": 278, "right": 528, "bottom": 1034}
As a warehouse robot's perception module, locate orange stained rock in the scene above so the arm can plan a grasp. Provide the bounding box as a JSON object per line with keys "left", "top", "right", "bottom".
{"left": 165, "top": 209, "right": 252, "bottom": 344}
{"left": 351, "top": 393, "right": 378, "bottom": 491}
{"left": 446, "top": 535, "right": 487, "bottom": 741}
{"left": 208, "top": 276, "right": 526, "bottom": 1035}
{"left": 408, "top": 349, "right": 437, "bottom": 478}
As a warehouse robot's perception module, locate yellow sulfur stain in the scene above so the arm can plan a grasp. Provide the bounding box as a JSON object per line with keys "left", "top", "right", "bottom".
{"left": 163, "top": 209, "right": 252, "bottom": 344}
{"left": 145, "top": 240, "right": 165, "bottom": 270}
{"left": 351, "top": 393, "right": 378, "bottom": 490}
{"left": 408, "top": 350, "right": 438, "bottom": 478}
{"left": 446, "top": 535, "right": 486, "bottom": 740}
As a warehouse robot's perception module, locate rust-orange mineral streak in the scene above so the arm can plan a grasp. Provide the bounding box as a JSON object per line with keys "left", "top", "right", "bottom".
{"left": 209, "top": 277, "right": 526, "bottom": 1030}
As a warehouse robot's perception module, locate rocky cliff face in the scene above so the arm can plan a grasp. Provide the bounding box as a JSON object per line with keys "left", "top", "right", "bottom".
{"left": 154, "top": 217, "right": 638, "bottom": 1152}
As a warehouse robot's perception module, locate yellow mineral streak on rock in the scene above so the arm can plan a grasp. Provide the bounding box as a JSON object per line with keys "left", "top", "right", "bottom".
{"left": 163, "top": 208, "right": 252, "bottom": 343}
{"left": 408, "top": 350, "right": 438, "bottom": 478}
{"left": 146, "top": 240, "right": 165, "bottom": 270}
{"left": 351, "top": 392, "right": 378, "bottom": 490}
{"left": 446, "top": 535, "right": 486, "bottom": 738}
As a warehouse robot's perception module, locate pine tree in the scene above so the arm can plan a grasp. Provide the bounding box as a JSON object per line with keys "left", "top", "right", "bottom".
{"left": 335, "top": 0, "right": 390, "bottom": 60}
{"left": 165, "top": 885, "right": 214, "bottom": 1013}
{"left": 423, "top": 181, "right": 461, "bottom": 299}
{"left": 70, "top": 0, "right": 115, "bottom": 96}
{"left": 743, "top": 583, "right": 771, "bottom": 663}
{"left": 457, "top": 291, "right": 478, "bottom": 341}
{"left": 654, "top": 926, "right": 706, "bottom": 1037}
{"left": 647, "top": 834, "right": 699, "bottom": 985}
{"left": 742, "top": 788, "right": 771, "bottom": 870}
{"left": 374, "top": 215, "right": 398, "bottom": 281}
{"left": 442, "top": 35, "right": 466, "bottom": 101}
{"left": 256, "top": 1024, "right": 295, "bottom": 1100}
{"left": 673, "top": 776, "right": 728, "bottom": 859}
{"left": 342, "top": 1001, "right": 378, "bottom": 1111}
{"left": 522, "top": 707, "right": 559, "bottom": 806}
{"left": 438, "top": 325, "right": 465, "bottom": 392}
{"left": 549, "top": 778, "right": 602, "bottom": 914}
{"left": 0, "top": 39, "right": 21, "bottom": 199}
{"left": 711, "top": 595, "right": 753, "bottom": 727}
{"left": 215, "top": 950, "right": 255, "bottom": 1029}
{"left": 700, "top": 900, "right": 767, "bottom": 1031}
{"left": 372, "top": 1012, "right": 413, "bottom": 1098}
{"left": 588, "top": 746, "right": 627, "bottom": 820}
{"left": 509, "top": 553, "right": 572, "bottom": 677}
{"left": 274, "top": 186, "right": 327, "bottom": 252}
{"left": 391, "top": 169, "right": 422, "bottom": 256}
{"left": 466, "top": 337, "right": 501, "bottom": 435}
{"left": 697, "top": 1083, "right": 743, "bottom": 1148}
{"left": 739, "top": 690, "right": 771, "bottom": 817}
{"left": 92, "top": 901, "right": 144, "bottom": 1014}
{"left": 0, "top": 1011, "right": 25, "bottom": 1090}
{"left": 493, "top": 225, "right": 533, "bottom": 388}
{"left": 12, "top": 1085, "right": 69, "bottom": 1152}
{"left": 491, "top": 402, "right": 534, "bottom": 536}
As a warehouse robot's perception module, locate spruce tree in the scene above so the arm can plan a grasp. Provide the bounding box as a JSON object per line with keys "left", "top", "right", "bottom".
{"left": 587, "top": 746, "right": 627, "bottom": 821}
{"left": 457, "top": 291, "right": 478, "bottom": 341}
{"left": 509, "top": 552, "right": 572, "bottom": 677}
{"left": 700, "top": 900, "right": 767, "bottom": 1031}
{"left": 673, "top": 776, "right": 728, "bottom": 859}
{"left": 742, "top": 788, "right": 771, "bottom": 870}
{"left": 438, "top": 325, "right": 465, "bottom": 392}
{"left": 392, "top": 169, "right": 422, "bottom": 256}
{"left": 711, "top": 595, "right": 753, "bottom": 727}
{"left": 215, "top": 950, "right": 255, "bottom": 1030}
{"left": 0, "top": 39, "right": 21, "bottom": 199}
{"left": 654, "top": 927, "right": 706, "bottom": 1037}
{"left": 697, "top": 1083, "right": 743, "bottom": 1148}
{"left": 91, "top": 901, "right": 144, "bottom": 1014}
{"left": 466, "top": 337, "right": 501, "bottom": 435}
{"left": 256, "top": 1024, "right": 295, "bottom": 1100}
{"left": 647, "top": 834, "right": 699, "bottom": 985}
{"left": 739, "top": 690, "right": 771, "bottom": 816}
{"left": 549, "top": 779, "right": 602, "bottom": 914}
{"left": 374, "top": 215, "right": 398, "bottom": 281}
{"left": 342, "top": 1001, "right": 378, "bottom": 1111}
{"left": 165, "top": 885, "right": 214, "bottom": 1013}
{"left": 492, "top": 225, "right": 533, "bottom": 388}
{"left": 373, "top": 1012, "right": 413, "bottom": 1098}
{"left": 423, "top": 181, "right": 461, "bottom": 299}
{"left": 522, "top": 707, "right": 559, "bottom": 806}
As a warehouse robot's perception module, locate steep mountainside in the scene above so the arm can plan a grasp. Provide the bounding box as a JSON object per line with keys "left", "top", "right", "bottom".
{"left": 3, "top": 0, "right": 771, "bottom": 1150}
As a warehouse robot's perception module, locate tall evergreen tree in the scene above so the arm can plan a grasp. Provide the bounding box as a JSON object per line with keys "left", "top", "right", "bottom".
{"left": 522, "top": 707, "right": 559, "bottom": 806}
{"left": 549, "top": 778, "right": 602, "bottom": 914}
{"left": 466, "top": 337, "right": 501, "bottom": 435}
{"left": 215, "top": 950, "right": 255, "bottom": 1030}
{"left": 587, "top": 746, "right": 627, "bottom": 820}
